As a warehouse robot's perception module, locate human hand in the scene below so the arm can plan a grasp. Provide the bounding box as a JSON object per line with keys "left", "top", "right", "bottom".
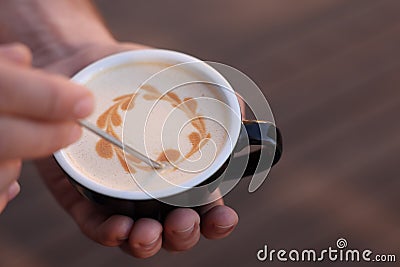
{"left": 0, "top": 43, "right": 94, "bottom": 214}
{"left": 1, "top": 0, "right": 239, "bottom": 259}
{"left": 36, "top": 42, "right": 240, "bottom": 258}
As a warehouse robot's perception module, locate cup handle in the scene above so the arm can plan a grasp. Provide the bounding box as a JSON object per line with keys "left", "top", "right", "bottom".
{"left": 233, "top": 120, "right": 282, "bottom": 177}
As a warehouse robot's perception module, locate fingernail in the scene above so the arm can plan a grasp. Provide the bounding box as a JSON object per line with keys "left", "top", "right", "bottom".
{"left": 68, "top": 124, "right": 82, "bottom": 143}
{"left": 138, "top": 234, "right": 161, "bottom": 249}
{"left": 214, "top": 223, "right": 235, "bottom": 234}
{"left": 74, "top": 94, "right": 94, "bottom": 118}
{"left": 172, "top": 223, "right": 195, "bottom": 239}
{"left": 7, "top": 182, "right": 20, "bottom": 201}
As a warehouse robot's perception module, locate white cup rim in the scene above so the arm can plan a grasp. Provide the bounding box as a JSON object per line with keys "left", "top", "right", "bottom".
{"left": 54, "top": 49, "right": 241, "bottom": 200}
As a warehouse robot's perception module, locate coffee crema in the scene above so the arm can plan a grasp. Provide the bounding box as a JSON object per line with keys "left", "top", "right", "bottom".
{"left": 95, "top": 84, "right": 211, "bottom": 173}
{"left": 64, "top": 61, "right": 232, "bottom": 193}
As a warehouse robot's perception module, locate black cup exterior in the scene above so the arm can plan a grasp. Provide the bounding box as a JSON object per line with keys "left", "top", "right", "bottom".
{"left": 59, "top": 158, "right": 231, "bottom": 220}
{"left": 69, "top": 177, "right": 167, "bottom": 219}
{"left": 235, "top": 120, "right": 282, "bottom": 176}
{"left": 55, "top": 122, "right": 282, "bottom": 220}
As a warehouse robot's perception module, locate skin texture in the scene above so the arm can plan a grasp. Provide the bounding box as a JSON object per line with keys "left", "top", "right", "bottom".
{"left": 0, "top": 43, "right": 94, "bottom": 214}
{"left": 0, "top": 0, "right": 240, "bottom": 258}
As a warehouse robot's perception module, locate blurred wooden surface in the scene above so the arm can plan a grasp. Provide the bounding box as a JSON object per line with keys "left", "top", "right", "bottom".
{"left": 1, "top": 0, "right": 399, "bottom": 266}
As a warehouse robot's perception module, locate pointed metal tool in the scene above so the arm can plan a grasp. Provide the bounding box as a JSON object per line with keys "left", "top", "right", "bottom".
{"left": 77, "top": 120, "right": 164, "bottom": 169}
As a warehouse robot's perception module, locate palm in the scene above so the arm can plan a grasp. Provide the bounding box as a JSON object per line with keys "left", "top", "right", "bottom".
{"left": 36, "top": 43, "right": 238, "bottom": 258}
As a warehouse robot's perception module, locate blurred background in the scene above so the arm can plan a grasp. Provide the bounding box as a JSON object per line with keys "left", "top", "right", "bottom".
{"left": 1, "top": 0, "right": 399, "bottom": 266}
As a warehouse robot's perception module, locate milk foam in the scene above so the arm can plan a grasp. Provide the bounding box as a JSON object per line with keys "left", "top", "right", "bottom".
{"left": 65, "top": 62, "right": 233, "bottom": 193}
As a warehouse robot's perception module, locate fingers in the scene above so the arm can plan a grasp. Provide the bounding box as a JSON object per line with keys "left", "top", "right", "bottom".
{"left": 0, "top": 159, "right": 21, "bottom": 188}
{"left": 6, "top": 181, "right": 20, "bottom": 201}
{"left": 37, "top": 157, "right": 237, "bottom": 259}
{"left": 0, "top": 43, "right": 32, "bottom": 66}
{"left": 38, "top": 157, "right": 163, "bottom": 258}
{"left": 94, "top": 215, "right": 134, "bottom": 246}
{"left": 121, "top": 218, "right": 163, "bottom": 258}
{"left": 0, "top": 181, "right": 21, "bottom": 214}
{"left": 200, "top": 205, "right": 239, "bottom": 239}
{"left": 0, "top": 118, "right": 82, "bottom": 160}
{"left": 69, "top": 200, "right": 134, "bottom": 247}
{"left": 0, "top": 43, "right": 94, "bottom": 161}
{"left": 0, "top": 159, "right": 22, "bottom": 214}
{"left": 162, "top": 208, "right": 201, "bottom": 252}
{"left": 37, "top": 157, "right": 133, "bottom": 247}
{"left": 0, "top": 60, "right": 94, "bottom": 121}
{"left": 196, "top": 192, "right": 239, "bottom": 239}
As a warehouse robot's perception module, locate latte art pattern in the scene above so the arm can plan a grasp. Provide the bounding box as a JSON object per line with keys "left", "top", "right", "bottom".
{"left": 95, "top": 84, "right": 211, "bottom": 173}
{"left": 95, "top": 93, "right": 136, "bottom": 172}
{"left": 62, "top": 60, "right": 232, "bottom": 193}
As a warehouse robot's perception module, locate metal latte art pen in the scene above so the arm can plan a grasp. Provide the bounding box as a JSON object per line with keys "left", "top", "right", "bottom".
{"left": 77, "top": 120, "right": 164, "bottom": 169}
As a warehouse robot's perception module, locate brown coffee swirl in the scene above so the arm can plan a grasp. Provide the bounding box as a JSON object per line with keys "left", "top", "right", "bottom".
{"left": 94, "top": 84, "right": 211, "bottom": 173}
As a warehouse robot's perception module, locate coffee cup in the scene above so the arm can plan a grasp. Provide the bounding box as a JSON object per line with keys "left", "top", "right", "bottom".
{"left": 54, "top": 49, "right": 282, "bottom": 219}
